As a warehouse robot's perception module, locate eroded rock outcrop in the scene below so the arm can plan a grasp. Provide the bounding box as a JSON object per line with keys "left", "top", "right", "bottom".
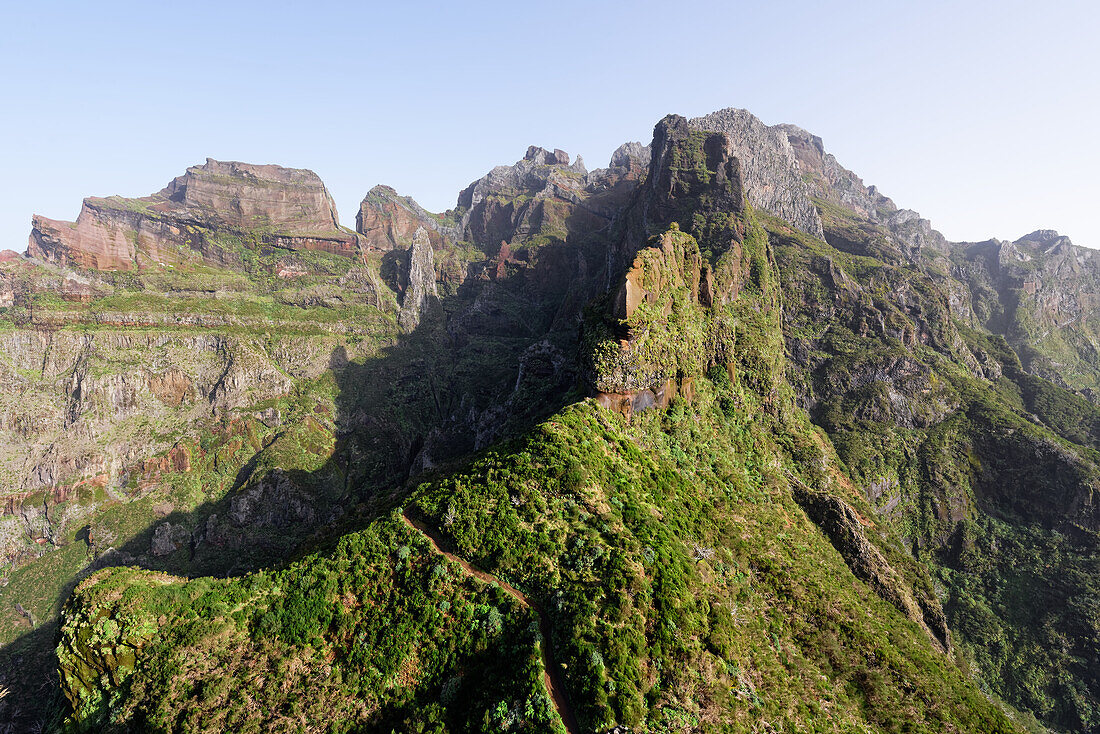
{"left": 589, "top": 227, "right": 733, "bottom": 419}
{"left": 398, "top": 228, "right": 438, "bottom": 331}
{"left": 28, "top": 159, "right": 359, "bottom": 271}
{"left": 455, "top": 145, "right": 593, "bottom": 251}
{"left": 689, "top": 111, "right": 951, "bottom": 260}
{"left": 948, "top": 229, "right": 1100, "bottom": 395}
{"left": 690, "top": 108, "right": 824, "bottom": 240}
{"left": 0, "top": 329, "right": 336, "bottom": 512}
{"left": 607, "top": 115, "right": 746, "bottom": 277}
{"left": 356, "top": 185, "right": 460, "bottom": 252}
{"left": 792, "top": 482, "right": 951, "bottom": 651}
{"left": 778, "top": 124, "right": 949, "bottom": 258}
{"left": 356, "top": 141, "right": 652, "bottom": 272}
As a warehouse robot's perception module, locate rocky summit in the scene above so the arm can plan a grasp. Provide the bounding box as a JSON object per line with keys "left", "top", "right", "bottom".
{"left": 1, "top": 107, "right": 1099, "bottom": 734}
{"left": 28, "top": 158, "right": 359, "bottom": 271}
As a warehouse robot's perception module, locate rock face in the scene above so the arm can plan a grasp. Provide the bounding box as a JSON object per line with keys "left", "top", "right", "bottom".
{"left": 356, "top": 185, "right": 460, "bottom": 252}
{"left": 689, "top": 108, "right": 824, "bottom": 239}
{"left": 15, "top": 107, "right": 1100, "bottom": 734}
{"left": 948, "top": 229, "right": 1100, "bottom": 396}
{"left": 791, "top": 482, "right": 951, "bottom": 651}
{"left": 356, "top": 143, "right": 649, "bottom": 262}
{"left": 161, "top": 159, "right": 343, "bottom": 234}
{"left": 610, "top": 114, "right": 745, "bottom": 277}
{"left": 778, "top": 124, "right": 949, "bottom": 257}
{"left": 455, "top": 145, "right": 593, "bottom": 251}
{"left": 28, "top": 159, "right": 359, "bottom": 271}
{"left": 592, "top": 228, "right": 714, "bottom": 416}
{"left": 398, "top": 227, "right": 438, "bottom": 330}
{"left": 690, "top": 110, "right": 949, "bottom": 259}
{"left": 0, "top": 329, "right": 304, "bottom": 506}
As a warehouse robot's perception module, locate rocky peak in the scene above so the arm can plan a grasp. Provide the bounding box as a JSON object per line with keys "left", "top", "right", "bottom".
{"left": 690, "top": 110, "right": 948, "bottom": 258}
{"left": 356, "top": 185, "right": 459, "bottom": 252}
{"left": 454, "top": 146, "right": 595, "bottom": 250}
{"left": 158, "top": 158, "right": 343, "bottom": 233}
{"left": 776, "top": 121, "right": 948, "bottom": 255}
{"left": 778, "top": 123, "right": 875, "bottom": 215}
{"left": 1016, "top": 229, "right": 1074, "bottom": 251}
{"left": 609, "top": 114, "right": 745, "bottom": 275}
{"left": 586, "top": 142, "right": 651, "bottom": 194}
{"left": 524, "top": 146, "right": 571, "bottom": 166}
{"left": 608, "top": 141, "right": 650, "bottom": 172}
{"left": 28, "top": 159, "right": 358, "bottom": 271}
{"left": 457, "top": 148, "right": 587, "bottom": 209}
{"left": 689, "top": 108, "right": 824, "bottom": 239}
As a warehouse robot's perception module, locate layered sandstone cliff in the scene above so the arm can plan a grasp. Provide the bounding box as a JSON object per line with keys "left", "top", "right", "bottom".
{"left": 28, "top": 159, "right": 359, "bottom": 271}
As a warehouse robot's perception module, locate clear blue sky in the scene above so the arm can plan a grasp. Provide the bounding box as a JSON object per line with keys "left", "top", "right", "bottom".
{"left": 2, "top": 0, "right": 1097, "bottom": 251}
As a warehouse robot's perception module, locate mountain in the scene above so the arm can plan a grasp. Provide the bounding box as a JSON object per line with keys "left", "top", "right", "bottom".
{"left": 1, "top": 108, "right": 1097, "bottom": 733}
{"left": 28, "top": 159, "right": 360, "bottom": 271}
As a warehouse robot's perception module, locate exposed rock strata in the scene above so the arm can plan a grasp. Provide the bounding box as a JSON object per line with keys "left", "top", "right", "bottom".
{"left": 28, "top": 159, "right": 359, "bottom": 270}
{"left": 356, "top": 185, "right": 460, "bottom": 251}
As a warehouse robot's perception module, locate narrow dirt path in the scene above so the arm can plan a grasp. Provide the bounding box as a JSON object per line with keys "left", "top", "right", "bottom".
{"left": 401, "top": 510, "right": 582, "bottom": 734}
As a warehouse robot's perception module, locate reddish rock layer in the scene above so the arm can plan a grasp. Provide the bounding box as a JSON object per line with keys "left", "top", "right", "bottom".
{"left": 28, "top": 159, "right": 359, "bottom": 271}
{"left": 356, "top": 185, "right": 457, "bottom": 252}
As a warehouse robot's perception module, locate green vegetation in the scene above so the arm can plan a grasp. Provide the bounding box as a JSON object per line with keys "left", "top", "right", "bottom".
{"left": 60, "top": 516, "right": 559, "bottom": 733}
{"left": 777, "top": 201, "right": 1100, "bottom": 732}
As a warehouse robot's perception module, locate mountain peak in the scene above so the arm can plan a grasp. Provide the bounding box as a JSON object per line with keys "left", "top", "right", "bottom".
{"left": 28, "top": 158, "right": 356, "bottom": 270}
{"left": 689, "top": 108, "right": 825, "bottom": 239}
{"left": 1016, "top": 229, "right": 1066, "bottom": 245}
{"left": 523, "top": 146, "right": 571, "bottom": 165}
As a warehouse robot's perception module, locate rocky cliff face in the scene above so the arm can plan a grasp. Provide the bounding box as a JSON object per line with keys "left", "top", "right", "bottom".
{"left": 689, "top": 108, "right": 824, "bottom": 240}
{"left": 28, "top": 159, "right": 359, "bottom": 271}
{"left": 162, "top": 159, "right": 344, "bottom": 234}
{"left": 686, "top": 110, "right": 950, "bottom": 261}
{"left": 355, "top": 143, "right": 650, "bottom": 267}
{"left": 944, "top": 229, "right": 1100, "bottom": 397}
{"left": 397, "top": 227, "right": 438, "bottom": 330}
{"left": 356, "top": 185, "right": 460, "bottom": 252}
{"left": 777, "top": 123, "right": 949, "bottom": 258}
{"left": 0, "top": 326, "right": 362, "bottom": 566}
{"left": 454, "top": 146, "right": 592, "bottom": 251}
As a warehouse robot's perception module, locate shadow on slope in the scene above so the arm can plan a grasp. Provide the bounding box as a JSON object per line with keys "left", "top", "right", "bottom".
{"left": 0, "top": 230, "right": 608, "bottom": 730}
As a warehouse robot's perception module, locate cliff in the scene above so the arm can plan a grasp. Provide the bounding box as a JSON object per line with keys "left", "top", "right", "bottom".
{"left": 356, "top": 185, "right": 460, "bottom": 252}
{"left": 689, "top": 108, "right": 825, "bottom": 240}
{"left": 27, "top": 159, "right": 360, "bottom": 271}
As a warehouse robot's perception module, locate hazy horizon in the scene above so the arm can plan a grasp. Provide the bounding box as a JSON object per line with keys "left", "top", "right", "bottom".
{"left": 3, "top": 0, "right": 1097, "bottom": 251}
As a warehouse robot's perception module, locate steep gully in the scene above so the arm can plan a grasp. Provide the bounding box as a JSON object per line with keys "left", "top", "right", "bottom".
{"left": 401, "top": 509, "right": 582, "bottom": 734}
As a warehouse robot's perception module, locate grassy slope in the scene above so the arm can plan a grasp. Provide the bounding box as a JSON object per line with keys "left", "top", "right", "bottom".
{"left": 57, "top": 392, "right": 1024, "bottom": 733}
